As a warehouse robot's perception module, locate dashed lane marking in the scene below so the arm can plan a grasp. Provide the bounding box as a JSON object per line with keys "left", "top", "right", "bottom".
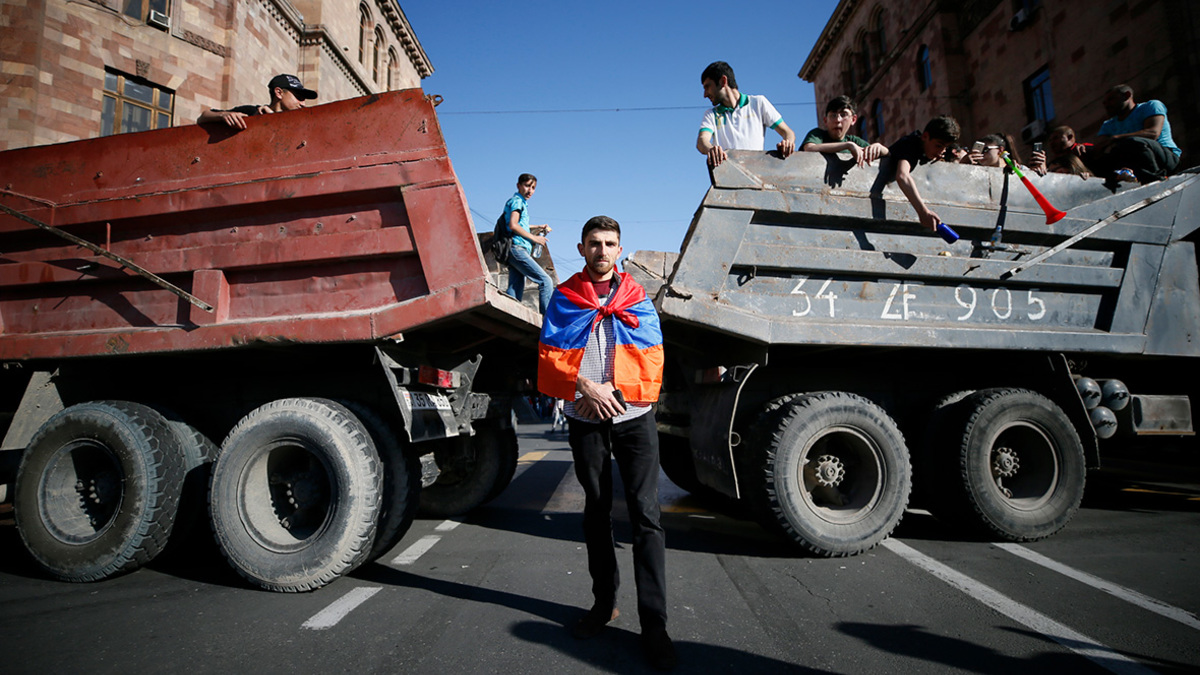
{"left": 518, "top": 451, "right": 549, "bottom": 464}
{"left": 391, "top": 535, "right": 443, "bottom": 566}
{"left": 997, "top": 542, "right": 1200, "bottom": 631}
{"left": 883, "top": 539, "right": 1157, "bottom": 675}
{"left": 435, "top": 519, "right": 461, "bottom": 532}
{"left": 301, "top": 586, "right": 382, "bottom": 630}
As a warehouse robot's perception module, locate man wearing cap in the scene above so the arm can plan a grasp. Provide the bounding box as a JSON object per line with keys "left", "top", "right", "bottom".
{"left": 197, "top": 74, "right": 317, "bottom": 129}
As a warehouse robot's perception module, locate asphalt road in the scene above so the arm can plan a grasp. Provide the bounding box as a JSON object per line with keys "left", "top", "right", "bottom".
{"left": 1, "top": 422, "right": 1198, "bottom": 674}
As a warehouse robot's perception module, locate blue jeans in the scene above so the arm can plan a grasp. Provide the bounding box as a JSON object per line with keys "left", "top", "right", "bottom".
{"left": 506, "top": 245, "right": 554, "bottom": 312}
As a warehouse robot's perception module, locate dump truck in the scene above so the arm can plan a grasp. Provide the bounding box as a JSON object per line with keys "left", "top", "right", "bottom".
{"left": 626, "top": 150, "right": 1198, "bottom": 556}
{"left": 0, "top": 89, "right": 550, "bottom": 591}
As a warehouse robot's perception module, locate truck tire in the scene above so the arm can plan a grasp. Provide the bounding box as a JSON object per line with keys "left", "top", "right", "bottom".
{"left": 483, "top": 422, "right": 520, "bottom": 504}
{"left": 941, "top": 388, "right": 1085, "bottom": 541}
{"left": 912, "top": 390, "right": 975, "bottom": 510}
{"left": 339, "top": 401, "right": 419, "bottom": 564}
{"left": 210, "top": 398, "right": 381, "bottom": 592}
{"left": 658, "top": 432, "right": 703, "bottom": 495}
{"left": 14, "top": 401, "right": 185, "bottom": 582}
{"left": 755, "top": 392, "right": 911, "bottom": 556}
{"left": 418, "top": 422, "right": 514, "bottom": 518}
{"left": 150, "top": 407, "right": 219, "bottom": 552}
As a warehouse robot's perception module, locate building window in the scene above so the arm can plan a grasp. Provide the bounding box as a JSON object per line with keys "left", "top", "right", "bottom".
{"left": 917, "top": 44, "right": 931, "bottom": 92}
{"left": 359, "top": 6, "right": 371, "bottom": 65}
{"left": 122, "top": 0, "right": 167, "bottom": 22}
{"left": 373, "top": 27, "right": 385, "bottom": 84}
{"left": 843, "top": 51, "right": 857, "bottom": 94}
{"left": 387, "top": 48, "right": 399, "bottom": 90}
{"left": 1024, "top": 66, "right": 1055, "bottom": 123}
{"left": 873, "top": 99, "right": 885, "bottom": 141}
{"left": 872, "top": 8, "right": 887, "bottom": 61}
{"left": 100, "top": 69, "right": 173, "bottom": 136}
{"left": 858, "top": 31, "right": 873, "bottom": 81}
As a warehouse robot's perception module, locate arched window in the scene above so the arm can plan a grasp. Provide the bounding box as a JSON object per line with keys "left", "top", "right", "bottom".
{"left": 917, "top": 44, "right": 932, "bottom": 92}
{"left": 871, "top": 8, "right": 887, "bottom": 63}
{"left": 858, "top": 31, "right": 873, "bottom": 81}
{"left": 843, "top": 51, "right": 857, "bottom": 94}
{"left": 358, "top": 6, "right": 371, "bottom": 65}
{"left": 873, "top": 99, "right": 885, "bottom": 141}
{"left": 373, "top": 26, "right": 385, "bottom": 84}
{"left": 387, "top": 48, "right": 399, "bottom": 90}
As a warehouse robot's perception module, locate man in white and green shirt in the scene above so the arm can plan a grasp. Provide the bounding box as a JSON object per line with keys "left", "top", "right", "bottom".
{"left": 696, "top": 61, "right": 795, "bottom": 168}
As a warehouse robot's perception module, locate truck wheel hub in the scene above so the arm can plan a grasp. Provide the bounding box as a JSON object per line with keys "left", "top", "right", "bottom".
{"left": 813, "top": 454, "right": 845, "bottom": 488}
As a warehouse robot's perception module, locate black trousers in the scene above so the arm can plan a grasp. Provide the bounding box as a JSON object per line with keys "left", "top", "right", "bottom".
{"left": 568, "top": 411, "right": 667, "bottom": 633}
{"left": 1093, "top": 136, "right": 1180, "bottom": 182}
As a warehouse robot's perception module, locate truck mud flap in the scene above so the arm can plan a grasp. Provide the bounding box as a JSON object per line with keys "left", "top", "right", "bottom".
{"left": 688, "top": 364, "right": 758, "bottom": 499}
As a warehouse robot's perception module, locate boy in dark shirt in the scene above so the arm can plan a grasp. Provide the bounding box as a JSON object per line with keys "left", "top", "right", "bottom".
{"left": 887, "top": 115, "right": 960, "bottom": 232}
{"left": 801, "top": 95, "right": 889, "bottom": 167}
{"left": 197, "top": 74, "right": 317, "bottom": 130}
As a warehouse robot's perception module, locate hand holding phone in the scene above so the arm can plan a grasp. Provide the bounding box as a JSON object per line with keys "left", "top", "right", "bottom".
{"left": 612, "top": 389, "right": 627, "bottom": 413}
{"left": 1033, "top": 142, "right": 1044, "bottom": 154}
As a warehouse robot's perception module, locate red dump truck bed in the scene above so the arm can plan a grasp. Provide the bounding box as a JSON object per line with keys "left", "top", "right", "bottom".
{"left": 0, "top": 88, "right": 539, "bottom": 360}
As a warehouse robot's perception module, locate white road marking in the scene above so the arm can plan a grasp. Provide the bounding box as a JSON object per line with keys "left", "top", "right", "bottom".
{"left": 996, "top": 542, "right": 1200, "bottom": 632}
{"left": 391, "top": 535, "right": 442, "bottom": 565}
{"left": 301, "top": 586, "right": 381, "bottom": 630}
{"left": 435, "top": 520, "right": 461, "bottom": 532}
{"left": 883, "top": 539, "right": 1157, "bottom": 675}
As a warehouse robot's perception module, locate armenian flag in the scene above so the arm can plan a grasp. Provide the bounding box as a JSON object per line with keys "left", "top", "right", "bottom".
{"left": 538, "top": 271, "right": 664, "bottom": 403}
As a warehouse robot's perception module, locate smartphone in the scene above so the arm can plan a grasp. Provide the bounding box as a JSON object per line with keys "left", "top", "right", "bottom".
{"left": 971, "top": 141, "right": 985, "bottom": 154}
{"left": 1033, "top": 142, "right": 1044, "bottom": 154}
{"left": 612, "top": 389, "right": 627, "bottom": 413}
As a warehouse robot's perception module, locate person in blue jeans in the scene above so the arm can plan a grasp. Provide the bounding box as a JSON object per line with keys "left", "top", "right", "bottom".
{"left": 501, "top": 173, "right": 555, "bottom": 312}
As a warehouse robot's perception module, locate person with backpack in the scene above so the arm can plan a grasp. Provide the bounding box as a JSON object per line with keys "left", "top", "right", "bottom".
{"left": 495, "top": 173, "right": 554, "bottom": 312}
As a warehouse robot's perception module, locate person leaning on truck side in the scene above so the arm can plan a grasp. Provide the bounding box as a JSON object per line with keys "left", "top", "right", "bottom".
{"left": 886, "top": 115, "right": 960, "bottom": 232}
{"left": 696, "top": 61, "right": 796, "bottom": 168}
{"left": 536, "top": 215, "right": 674, "bottom": 670}
{"left": 500, "top": 173, "right": 555, "bottom": 313}
{"left": 196, "top": 74, "right": 317, "bottom": 130}
{"left": 801, "top": 95, "right": 889, "bottom": 168}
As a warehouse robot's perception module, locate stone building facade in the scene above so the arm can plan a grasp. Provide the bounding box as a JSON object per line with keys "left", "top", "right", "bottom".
{"left": 799, "top": 0, "right": 1200, "bottom": 165}
{"left": 0, "top": 0, "right": 431, "bottom": 150}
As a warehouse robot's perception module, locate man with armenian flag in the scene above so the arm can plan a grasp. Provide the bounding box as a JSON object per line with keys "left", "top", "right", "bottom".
{"left": 537, "top": 215, "right": 675, "bottom": 670}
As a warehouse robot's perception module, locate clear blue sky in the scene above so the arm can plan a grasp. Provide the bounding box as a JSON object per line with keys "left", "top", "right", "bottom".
{"left": 402, "top": 1, "right": 837, "bottom": 273}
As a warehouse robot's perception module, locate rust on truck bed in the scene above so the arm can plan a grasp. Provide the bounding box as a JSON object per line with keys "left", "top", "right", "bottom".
{"left": 0, "top": 89, "right": 540, "bottom": 361}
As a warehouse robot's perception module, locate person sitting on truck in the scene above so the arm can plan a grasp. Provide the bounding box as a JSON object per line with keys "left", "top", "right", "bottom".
{"left": 801, "top": 95, "right": 888, "bottom": 168}
{"left": 1028, "top": 126, "right": 1094, "bottom": 178}
{"left": 696, "top": 61, "right": 796, "bottom": 168}
{"left": 961, "top": 132, "right": 1024, "bottom": 169}
{"left": 196, "top": 74, "right": 317, "bottom": 130}
{"left": 536, "top": 215, "right": 674, "bottom": 670}
{"left": 500, "top": 173, "right": 555, "bottom": 313}
{"left": 885, "top": 115, "right": 960, "bottom": 232}
{"left": 1077, "top": 84, "right": 1181, "bottom": 184}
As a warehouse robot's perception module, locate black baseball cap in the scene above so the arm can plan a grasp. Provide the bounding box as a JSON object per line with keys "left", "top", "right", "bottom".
{"left": 267, "top": 74, "right": 317, "bottom": 100}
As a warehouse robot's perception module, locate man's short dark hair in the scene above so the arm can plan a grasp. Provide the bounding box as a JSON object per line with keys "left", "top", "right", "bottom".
{"left": 701, "top": 61, "right": 737, "bottom": 89}
{"left": 924, "top": 115, "right": 960, "bottom": 143}
{"left": 517, "top": 173, "right": 537, "bottom": 185}
{"left": 582, "top": 215, "right": 620, "bottom": 243}
{"left": 825, "top": 95, "right": 857, "bottom": 115}
{"left": 1109, "top": 84, "right": 1133, "bottom": 99}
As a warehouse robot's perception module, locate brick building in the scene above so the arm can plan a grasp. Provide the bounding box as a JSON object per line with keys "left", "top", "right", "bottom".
{"left": 799, "top": 0, "right": 1200, "bottom": 166}
{"left": 0, "top": 0, "right": 431, "bottom": 150}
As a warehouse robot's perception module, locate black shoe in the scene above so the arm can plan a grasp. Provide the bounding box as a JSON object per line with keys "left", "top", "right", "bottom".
{"left": 571, "top": 607, "right": 619, "bottom": 639}
{"left": 642, "top": 628, "right": 678, "bottom": 671}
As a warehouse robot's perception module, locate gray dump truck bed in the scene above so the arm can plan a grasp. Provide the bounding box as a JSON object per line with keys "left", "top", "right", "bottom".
{"left": 628, "top": 151, "right": 1198, "bottom": 558}
{"left": 649, "top": 151, "right": 1200, "bottom": 357}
